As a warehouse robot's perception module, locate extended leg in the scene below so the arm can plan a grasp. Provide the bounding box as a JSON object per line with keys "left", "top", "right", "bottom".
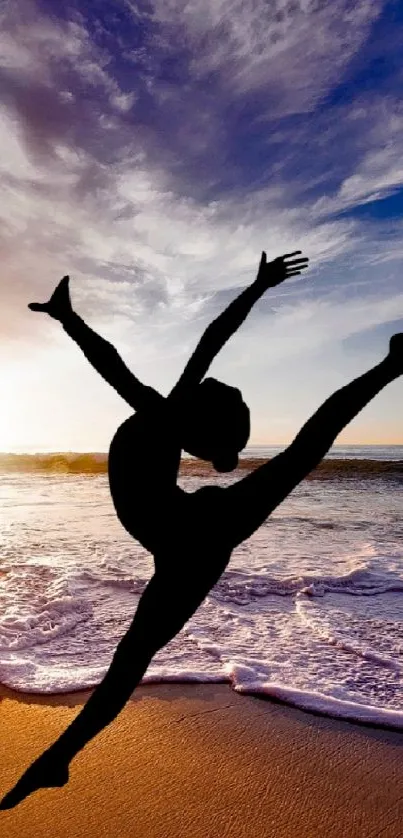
{"left": 0, "top": 571, "right": 195, "bottom": 809}
{"left": 223, "top": 337, "right": 403, "bottom": 547}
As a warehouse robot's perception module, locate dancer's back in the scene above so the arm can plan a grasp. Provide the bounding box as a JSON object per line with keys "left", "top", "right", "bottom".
{"left": 108, "top": 400, "right": 234, "bottom": 597}
{"left": 108, "top": 404, "right": 183, "bottom": 553}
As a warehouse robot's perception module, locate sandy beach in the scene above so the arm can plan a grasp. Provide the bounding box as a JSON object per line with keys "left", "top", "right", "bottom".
{"left": 1, "top": 683, "right": 402, "bottom": 838}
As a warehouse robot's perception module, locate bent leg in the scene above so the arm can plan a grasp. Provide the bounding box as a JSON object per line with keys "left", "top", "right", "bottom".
{"left": 223, "top": 352, "right": 402, "bottom": 548}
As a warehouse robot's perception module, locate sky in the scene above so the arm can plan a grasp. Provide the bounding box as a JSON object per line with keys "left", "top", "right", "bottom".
{"left": 0, "top": 0, "right": 403, "bottom": 452}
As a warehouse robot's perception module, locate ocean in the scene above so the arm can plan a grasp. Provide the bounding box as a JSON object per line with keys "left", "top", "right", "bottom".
{"left": 0, "top": 445, "right": 402, "bottom": 728}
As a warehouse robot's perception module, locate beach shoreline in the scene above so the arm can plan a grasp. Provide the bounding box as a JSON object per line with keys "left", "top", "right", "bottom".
{"left": 1, "top": 683, "right": 402, "bottom": 837}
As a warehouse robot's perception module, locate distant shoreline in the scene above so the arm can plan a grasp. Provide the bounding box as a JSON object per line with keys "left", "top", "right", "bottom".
{"left": 0, "top": 451, "right": 401, "bottom": 479}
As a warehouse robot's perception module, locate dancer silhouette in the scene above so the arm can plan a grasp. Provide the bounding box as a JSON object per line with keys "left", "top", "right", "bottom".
{"left": 2, "top": 251, "right": 403, "bottom": 810}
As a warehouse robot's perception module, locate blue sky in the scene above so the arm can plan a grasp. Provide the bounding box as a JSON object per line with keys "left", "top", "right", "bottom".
{"left": 0, "top": 0, "right": 402, "bottom": 451}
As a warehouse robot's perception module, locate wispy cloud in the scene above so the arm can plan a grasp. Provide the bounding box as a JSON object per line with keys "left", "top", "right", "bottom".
{"left": 309, "top": 96, "right": 403, "bottom": 216}
{"left": 0, "top": 0, "right": 402, "bottom": 445}
{"left": 143, "top": 0, "right": 384, "bottom": 107}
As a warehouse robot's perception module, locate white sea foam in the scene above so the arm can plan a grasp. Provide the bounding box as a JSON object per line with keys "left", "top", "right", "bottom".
{"left": 0, "top": 470, "right": 402, "bottom": 727}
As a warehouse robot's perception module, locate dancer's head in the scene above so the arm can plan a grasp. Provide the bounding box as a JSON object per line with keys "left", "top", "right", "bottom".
{"left": 182, "top": 378, "right": 250, "bottom": 472}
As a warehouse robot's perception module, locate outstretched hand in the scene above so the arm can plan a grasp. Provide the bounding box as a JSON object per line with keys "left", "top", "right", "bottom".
{"left": 257, "top": 251, "right": 309, "bottom": 288}
{"left": 28, "top": 275, "right": 73, "bottom": 322}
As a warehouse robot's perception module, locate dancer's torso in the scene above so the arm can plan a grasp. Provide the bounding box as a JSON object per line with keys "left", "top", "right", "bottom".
{"left": 108, "top": 408, "right": 177, "bottom": 545}
{"left": 108, "top": 408, "right": 231, "bottom": 577}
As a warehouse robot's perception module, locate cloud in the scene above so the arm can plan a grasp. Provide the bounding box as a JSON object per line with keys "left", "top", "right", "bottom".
{"left": 0, "top": 1, "right": 402, "bottom": 446}
{"left": 142, "top": 0, "right": 384, "bottom": 114}
{"left": 226, "top": 287, "right": 403, "bottom": 369}
{"left": 0, "top": 0, "right": 401, "bottom": 370}
{"left": 309, "top": 97, "right": 403, "bottom": 216}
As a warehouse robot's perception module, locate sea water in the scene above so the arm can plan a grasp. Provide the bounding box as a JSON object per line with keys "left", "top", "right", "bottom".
{"left": 0, "top": 446, "right": 402, "bottom": 728}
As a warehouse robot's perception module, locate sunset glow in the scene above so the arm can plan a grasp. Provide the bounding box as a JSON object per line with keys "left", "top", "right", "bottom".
{"left": 0, "top": 1, "right": 402, "bottom": 451}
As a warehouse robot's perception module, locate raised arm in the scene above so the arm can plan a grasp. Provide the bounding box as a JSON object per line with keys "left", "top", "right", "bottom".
{"left": 169, "top": 251, "right": 309, "bottom": 401}
{"left": 29, "top": 277, "right": 162, "bottom": 412}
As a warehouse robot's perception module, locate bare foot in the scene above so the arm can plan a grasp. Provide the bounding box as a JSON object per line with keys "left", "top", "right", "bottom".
{"left": 388, "top": 333, "right": 403, "bottom": 372}
{"left": 0, "top": 749, "right": 69, "bottom": 810}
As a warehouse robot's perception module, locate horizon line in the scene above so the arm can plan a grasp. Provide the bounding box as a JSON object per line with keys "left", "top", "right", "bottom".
{"left": 0, "top": 442, "right": 402, "bottom": 456}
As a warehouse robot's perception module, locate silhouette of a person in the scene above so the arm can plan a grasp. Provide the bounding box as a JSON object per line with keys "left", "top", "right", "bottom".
{"left": 2, "top": 250, "right": 403, "bottom": 809}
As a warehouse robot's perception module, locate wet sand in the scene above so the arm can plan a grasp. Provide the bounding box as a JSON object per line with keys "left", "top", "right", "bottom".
{"left": 1, "top": 683, "right": 402, "bottom": 838}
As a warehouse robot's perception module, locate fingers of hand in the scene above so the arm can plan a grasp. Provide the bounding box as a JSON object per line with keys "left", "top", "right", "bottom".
{"left": 286, "top": 264, "right": 309, "bottom": 274}
{"left": 284, "top": 257, "right": 309, "bottom": 267}
{"left": 56, "top": 275, "right": 70, "bottom": 293}
{"left": 258, "top": 251, "right": 267, "bottom": 269}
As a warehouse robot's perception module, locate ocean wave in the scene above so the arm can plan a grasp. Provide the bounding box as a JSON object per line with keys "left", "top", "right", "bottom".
{"left": 1, "top": 561, "right": 403, "bottom": 726}
{"left": 0, "top": 453, "right": 402, "bottom": 479}
{"left": 211, "top": 566, "right": 403, "bottom": 604}
{"left": 232, "top": 679, "right": 403, "bottom": 728}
